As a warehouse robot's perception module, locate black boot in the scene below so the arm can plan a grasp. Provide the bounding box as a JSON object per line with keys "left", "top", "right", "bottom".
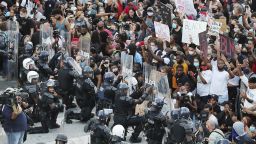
{"left": 65, "top": 111, "right": 74, "bottom": 124}
{"left": 49, "top": 123, "right": 60, "bottom": 129}
{"left": 28, "top": 127, "right": 49, "bottom": 134}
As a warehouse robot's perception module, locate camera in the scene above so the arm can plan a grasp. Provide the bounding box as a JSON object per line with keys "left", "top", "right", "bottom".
{"left": 0, "top": 88, "right": 29, "bottom": 122}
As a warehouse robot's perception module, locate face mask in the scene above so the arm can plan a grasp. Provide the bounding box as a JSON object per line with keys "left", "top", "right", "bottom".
{"left": 250, "top": 126, "right": 256, "bottom": 132}
{"left": 234, "top": 28, "right": 239, "bottom": 33}
{"left": 112, "top": 68, "right": 118, "bottom": 72}
{"left": 147, "top": 12, "right": 154, "bottom": 16}
{"left": 151, "top": 46, "right": 157, "bottom": 52}
{"left": 172, "top": 23, "right": 177, "bottom": 29}
{"left": 194, "top": 62, "right": 199, "bottom": 67}
{"left": 188, "top": 50, "right": 194, "bottom": 55}
{"left": 20, "top": 14, "right": 26, "bottom": 18}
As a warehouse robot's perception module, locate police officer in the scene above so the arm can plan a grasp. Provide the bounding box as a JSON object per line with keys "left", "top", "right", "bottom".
{"left": 57, "top": 57, "right": 80, "bottom": 109}
{"left": 111, "top": 125, "right": 126, "bottom": 144}
{"left": 114, "top": 83, "right": 152, "bottom": 143}
{"left": 37, "top": 51, "right": 55, "bottom": 82}
{"left": 23, "top": 71, "right": 41, "bottom": 121}
{"left": 20, "top": 58, "right": 38, "bottom": 85}
{"left": 97, "top": 72, "right": 117, "bottom": 113}
{"left": 66, "top": 66, "right": 96, "bottom": 123}
{"left": 55, "top": 134, "right": 68, "bottom": 144}
{"left": 19, "top": 42, "right": 34, "bottom": 60}
{"left": 90, "top": 110, "right": 112, "bottom": 144}
{"left": 144, "top": 98, "right": 167, "bottom": 144}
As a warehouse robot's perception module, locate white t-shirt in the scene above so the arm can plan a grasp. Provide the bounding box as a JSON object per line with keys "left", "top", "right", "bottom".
{"left": 197, "top": 70, "right": 212, "bottom": 96}
{"left": 210, "top": 60, "right": 229, "bottom": 103}
{"left": 240, "top": 75, "right": 256, "bottom": 108}
{"left": 228, "top": 75, "right": 240, "bottom": 86}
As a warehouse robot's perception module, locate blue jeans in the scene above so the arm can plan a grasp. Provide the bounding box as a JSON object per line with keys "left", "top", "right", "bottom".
{"left": 5, "top": 131, "right": 25, "bottom": 144}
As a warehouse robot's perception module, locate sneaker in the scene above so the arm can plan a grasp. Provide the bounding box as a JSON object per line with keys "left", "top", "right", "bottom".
{"left": 129, "top": 137, "right": 142, "bottom": 143}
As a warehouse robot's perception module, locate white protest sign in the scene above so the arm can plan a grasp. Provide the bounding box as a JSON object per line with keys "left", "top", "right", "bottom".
{"left": 154, "top": 21, "right": 170, "bottom": 42}
{"left": 175, "top": 0, "right": 197, "bottom": 16}
{"left": 182, "top": 19, "right": 207, "bottom": 45}
{"left": 208, "top": 21, "right": 221, "bottom": 36}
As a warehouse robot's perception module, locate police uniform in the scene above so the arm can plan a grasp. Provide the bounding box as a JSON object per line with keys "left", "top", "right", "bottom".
{"left": 144, "top": 107, "right": 166, "bottom": 144}
{"left": 114, "top": 92, "right": 147, "bottom": 142}
{"left": 57, "top": 66, "right": 80, "bottom": 109}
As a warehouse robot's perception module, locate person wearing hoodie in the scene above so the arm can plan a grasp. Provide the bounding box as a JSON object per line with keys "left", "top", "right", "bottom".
{"left": 233, "top": 121, "right": 255, "bottom": 144}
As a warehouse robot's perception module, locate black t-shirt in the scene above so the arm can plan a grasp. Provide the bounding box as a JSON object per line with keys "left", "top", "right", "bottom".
{"left": 18, "top": 18, "right": 34, "bottom": 36}
{"left": 93, "top": 68, "right": 101, "bottom": 86}
{"left": 31, "top": 31, "right": 40, "bottom": 46}
{"left": 172, "top": 28, "right": 182, "bottom": 47}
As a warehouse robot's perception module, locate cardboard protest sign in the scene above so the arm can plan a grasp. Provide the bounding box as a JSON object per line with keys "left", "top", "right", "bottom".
{"left": 175, "top": 0, "right": 197, "bottom": 16}
{"left": 154, "top": 21, "right": 170, "bottom": 42}
{"left": 215, "top": 18, "right": 227, "bottom": 33}
{"left": 208, "top": 21, "right": 221, "bottom": 36}
{"left": 220, "top": 34, "right": 235, "bottom": 58}
{"left": 182, "top": 19, "right": 207, "bottom": 45}
{"left": 199, "top": 31, "right": 208, "bottom": 59}
{"left": 159, "top": 2, "right": 173, "bottom": 26}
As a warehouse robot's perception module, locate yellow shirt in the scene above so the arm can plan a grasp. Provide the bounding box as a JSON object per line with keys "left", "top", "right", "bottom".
{"left": 172, "top": 62, "right": 188, "bottom": 89}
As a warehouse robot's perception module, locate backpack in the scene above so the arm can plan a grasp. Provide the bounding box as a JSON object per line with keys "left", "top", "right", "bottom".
{"left": 0, "top": 32, "right": 8, "bottom": 50}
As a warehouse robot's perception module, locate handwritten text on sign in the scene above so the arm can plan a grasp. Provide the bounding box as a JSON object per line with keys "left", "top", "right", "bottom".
{"left": 154, "top": 21, "right": 170, "bottom": 42}
{"left": 182, "top": 19, "right": 207, "bottom": 45}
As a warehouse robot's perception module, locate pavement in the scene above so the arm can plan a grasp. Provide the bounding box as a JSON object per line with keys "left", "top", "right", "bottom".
{"left": 0, "top": 79, "right": 148, "bottom": 144}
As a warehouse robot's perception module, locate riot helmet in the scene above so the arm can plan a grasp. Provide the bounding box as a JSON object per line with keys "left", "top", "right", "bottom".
{"left": 83, "top": 66, "right": 93, "bottom": 78}
{"left": 112, "top": 125, "right": 125, "bottom": 139}
{"left": 46, "top": 79, "right": 55, "bottom": 87}
{"left": 39, "top": 50, "right": 49, "bottom": 62}
{"left": 97, "top": 110, "right": 108, "bottom": 124}
{"left": 27, "top": 71, "right": 39, "bottom": 83}
{"left": 23, "top": 58, "right": 35, "bottom": 70}
{"left": 47, "top": 79, "right": 55, "bottom": 93}
{"left": 24, "top": 41, "right": 33, "bottom": 55}
{"left": 118, "top": 83, "right": 129, "bottom": 96}
{"left": 180, "top": 107, "right": 190, "bottom": 119}
{"left": 55, "top": 134, "right": 68, "bottom": 144}
{"left": 171, "top": 108, "right": 180, "bottom": 121}
{"left": 104, "top": 72, "right": 115, "bottom": 84}
{"left": 152, "top": 97, "right": 164, "bottom": 110}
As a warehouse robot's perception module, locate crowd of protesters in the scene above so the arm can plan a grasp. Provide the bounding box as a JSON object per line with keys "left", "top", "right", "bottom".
{"left": 1, "top": 0, "right": 256, "bottom": 144}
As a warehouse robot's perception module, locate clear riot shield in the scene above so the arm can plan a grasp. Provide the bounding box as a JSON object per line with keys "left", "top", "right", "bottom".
{"left": 143, "top": 62, "right": 156, "bottom": 84}
{"left": 121, "top": 52, "right": 133, "bottom": 78}
{"left": 157, "top": 75, "right": 172, "bottom": 116}
{"left": 60, "top": 31, "right": 71, "bottom": 56}
{"left": 79, "top": 36, "right": 91, "bottom": 66}
{"left": 7, "top": 20, "right": 19, "bottom": 31}
{"left": 40, "top": 23, "right": 54, "bottom": 58}
{"left": 121, "top": 52, "right": 134, "bottom": 95}
{"left": 66, "top": 57, "right": 82, "bottom": 75}
{"left": 0, "top": 30, "right": 19, "bottom": 87}
{"left": 150, "top": 70, "right": 172, "bottom": 116}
